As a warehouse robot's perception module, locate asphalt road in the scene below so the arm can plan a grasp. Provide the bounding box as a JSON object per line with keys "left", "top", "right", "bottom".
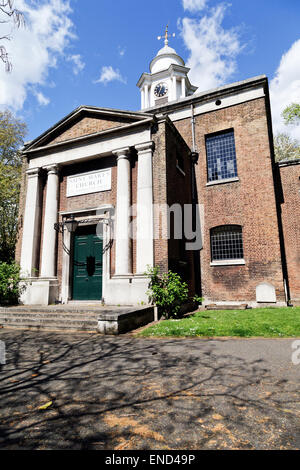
{"left": 0, "top": 329, "right": 299, "bottom": 450}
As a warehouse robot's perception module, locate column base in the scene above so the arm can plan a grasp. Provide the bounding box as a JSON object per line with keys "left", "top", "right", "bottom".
{"left": 104, "top": 275, "right": 150, "bottom": 305}
{"left": 112, "top": 273, "right": 134, "bottom": 279}
{"left": 20, "top": 278, "right": 59, "bottom": 306}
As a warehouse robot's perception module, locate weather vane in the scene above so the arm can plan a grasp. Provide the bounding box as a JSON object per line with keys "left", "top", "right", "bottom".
{"left": 157, "top": 25, "right": 175, "bottom": 46}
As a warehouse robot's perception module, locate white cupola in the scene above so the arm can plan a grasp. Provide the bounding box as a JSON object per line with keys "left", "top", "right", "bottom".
{"left": 137, "top": 26, "right": 198, "bottom": 110}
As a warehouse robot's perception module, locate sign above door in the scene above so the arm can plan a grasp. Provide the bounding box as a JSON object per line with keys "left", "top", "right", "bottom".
{"left": 67, "top": 168, "right": 111, "bottom": 197}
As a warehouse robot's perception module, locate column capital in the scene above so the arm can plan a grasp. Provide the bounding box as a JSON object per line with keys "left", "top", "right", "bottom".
{"left": 135, "top": 141, "right": 154, "bottom": 154}
{"left": 112, "top": 147, "right": 130, "bottom": 159}
{"left": 43, "top": 164, "right": 60, "bottom": 175}
{"left": 26, "top": 167, "right": 41, "bottom": 178}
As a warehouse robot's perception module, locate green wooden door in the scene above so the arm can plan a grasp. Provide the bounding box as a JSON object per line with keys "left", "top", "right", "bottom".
{"left": 72, "top": 226, "right": 103, "bottom": 301}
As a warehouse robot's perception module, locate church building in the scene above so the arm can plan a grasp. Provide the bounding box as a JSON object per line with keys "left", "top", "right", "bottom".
{"left": 16, "top": 29, "right": 300, "bottom": 308}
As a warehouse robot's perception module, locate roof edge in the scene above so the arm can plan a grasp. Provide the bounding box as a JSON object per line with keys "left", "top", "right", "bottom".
{"left": 23, "top": 116, "right": 155, "bottom": 156}
{"left": 145, "top": 75, "right": 268, "bottom": 113}
{"left": 278, "top": 158, "right": 300, "bottom": 167}
{"left": 24, "top": 105, "right": 153, "bottom": 151}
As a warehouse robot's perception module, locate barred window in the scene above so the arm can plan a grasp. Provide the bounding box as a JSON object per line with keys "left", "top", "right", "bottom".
{"left": 206, "top": 130, "right": 237, "bottom": 182}
{"left": 210, "top": 225, "right": 244, "bottom": 261}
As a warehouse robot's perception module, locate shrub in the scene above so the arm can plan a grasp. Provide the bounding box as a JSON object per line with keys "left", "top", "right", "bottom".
{"left": 0, "top": 262, "right": 24, "bottom": 306}
{"left": 146, "top": 266, "right": 189, "bottom": 319}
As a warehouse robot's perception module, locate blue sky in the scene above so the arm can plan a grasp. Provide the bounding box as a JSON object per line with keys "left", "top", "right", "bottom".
{"left": 1, "top": 0, "right": 300, "bottom": 142}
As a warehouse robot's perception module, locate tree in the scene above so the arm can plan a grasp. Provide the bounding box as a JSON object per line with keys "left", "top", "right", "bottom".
{"left": 0, "top": 110, "right": 27, "bottom": 263}
{"left": 0, "top": 0, "right": 25, "bottom": 72}
{"left": 282, "top": 103, "right": 300, "bottom": 126}
{"left": 273, "top": 132, "right": 300, "bottom": 163}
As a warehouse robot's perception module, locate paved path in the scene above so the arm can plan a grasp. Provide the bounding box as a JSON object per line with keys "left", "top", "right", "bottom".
{"left": 0, "top": 329, "right": 299, "bottom": 450}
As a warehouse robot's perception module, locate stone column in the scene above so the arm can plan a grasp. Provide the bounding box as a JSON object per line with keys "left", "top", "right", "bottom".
{"left": 61, "top": 225, "right": 71, "bottom": 304}
{"left": 141, "top": 87, "right": 145, "bottom": 110}
{"left": 40, "top": 164, "right": 60, "bottom": 278}
{"left": 144, "top": 84, "right": 149, "bottom": 108}
{"left": 113, "top": 147, "right": 132, "bottom": 276}
{"left": 20, "top": 168, "right": 42, "bottom": 277}
{"left": 181, "top": 77, "right": 186, "bottom": 98}
{"left": 135, "top": 142, "right": 154, "bottom": 274}
{"left": 173, "top": 76, "right": 177, "bottom": 101}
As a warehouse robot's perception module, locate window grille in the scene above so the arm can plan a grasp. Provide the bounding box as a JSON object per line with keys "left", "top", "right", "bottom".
{"left": 206, "top": 130, "right": 237, "bottom": 182}
{"left": 210, "top": 225, "right": 244, "bottom": 261}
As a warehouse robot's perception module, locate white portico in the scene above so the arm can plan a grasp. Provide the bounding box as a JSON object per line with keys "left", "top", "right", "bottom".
{"left": 19, "top": 107, "right": 156, "bottom": 306}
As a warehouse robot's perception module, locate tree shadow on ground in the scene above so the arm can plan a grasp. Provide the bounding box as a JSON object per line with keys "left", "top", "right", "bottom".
{"left": 0, "top": 330, "right": 299, "bottom": 450}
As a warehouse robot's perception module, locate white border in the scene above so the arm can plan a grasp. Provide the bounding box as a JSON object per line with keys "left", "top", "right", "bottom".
{"left": 66, "top": 168, "right": 111, "bottom": 197}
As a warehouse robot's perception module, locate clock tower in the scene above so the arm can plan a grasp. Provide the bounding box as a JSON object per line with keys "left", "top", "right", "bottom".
{"left": 137, "top": 26, "right": 198, "bottom": 110}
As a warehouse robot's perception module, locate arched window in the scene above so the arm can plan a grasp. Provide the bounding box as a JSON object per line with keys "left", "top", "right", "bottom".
{"left": 210, "top": 225, "right": 244, "bottom": 261}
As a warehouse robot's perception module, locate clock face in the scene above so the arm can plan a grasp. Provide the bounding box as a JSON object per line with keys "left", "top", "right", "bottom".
{"left": 154, "top": 82, "right": 168, "bottom": 98}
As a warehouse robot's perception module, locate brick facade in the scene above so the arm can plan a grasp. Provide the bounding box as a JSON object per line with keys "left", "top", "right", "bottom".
{"left": 174, "top": 98, "right": 286, "bottom": 303}
{"left": 17, "top": 78, "right": 299, "bottom": 306}
{"left": 279, "top": 161, "right": 300, "bottom": 302}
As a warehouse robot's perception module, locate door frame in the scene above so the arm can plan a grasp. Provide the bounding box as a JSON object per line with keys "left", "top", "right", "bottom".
{"left": 60, "top": 206, "right": 113, "bottom": 304}
{"left": 72, "top": 225, "right": 103, "bottom": 301}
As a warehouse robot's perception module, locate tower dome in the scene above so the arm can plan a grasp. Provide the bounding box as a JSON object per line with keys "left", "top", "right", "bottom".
{"left": 150, "top": 44, "right": 185, "bottom": 74}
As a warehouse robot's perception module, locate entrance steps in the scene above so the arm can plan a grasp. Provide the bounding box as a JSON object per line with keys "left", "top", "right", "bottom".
{"left": 205, "top": 304, "right": 248, "bottom": 311}
{"left": 0, "top": 306, "right": 99, "bottom": 332}
{"left": 0, "top": 305, "right": 154, "bottom": 334}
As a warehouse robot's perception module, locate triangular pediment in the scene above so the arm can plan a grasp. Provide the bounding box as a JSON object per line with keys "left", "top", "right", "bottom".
{"left": 25, "top": 106, "right": 152, "bottom": 151}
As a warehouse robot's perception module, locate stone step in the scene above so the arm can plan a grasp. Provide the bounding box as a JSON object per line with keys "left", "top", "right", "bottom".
{"left": 0, "top": 312, "right": 99, "bottom": 320}
{"left": 0, "top": 315, "right": 97, "bottom": 323}
{"left": 0, "top": 323, "right": 96, "bottom": 332}
{"left": 0, "top": 305, "right": 155, "bottom": 334}
{"left": 0, "top": 316, "right": 98, "bottom": 332}
{"left": 0, "top": 307, "right": 105, "bottom": 314}
{"left": 205, "top": 304, "right": 248, "bottom": 310}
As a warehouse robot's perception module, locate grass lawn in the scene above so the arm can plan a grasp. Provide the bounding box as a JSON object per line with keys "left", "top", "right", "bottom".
{"left": 138, "top": 307, "right": 300, "bottom": 338}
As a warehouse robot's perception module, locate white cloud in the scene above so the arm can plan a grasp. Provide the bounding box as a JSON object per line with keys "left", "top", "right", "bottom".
{"left": 93, "top": 66, "right": 126, "bottom": 85}
{"left": 67, "top": 54, "right": 85, "bottom": 75}
{"left": 0, "top": 0, "right": 75, "bottom": 110}
{"left": 182, "top": 0, "right": 207, "bottom": 12}
{"left": 32, "top": 90, "right": 50, "bottom": 106}
{"left": 179, "top": 3, "right": 244, "bottom": 91}
{"left": 270, "top": 39, "right": 300, "bottom": 141}
{"left": 118, "top": 46, "right": 126, "bottom": 57}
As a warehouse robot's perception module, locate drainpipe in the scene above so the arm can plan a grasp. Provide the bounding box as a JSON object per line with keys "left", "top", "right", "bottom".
{"left": 191, "top": 104, "right": 197, "bottom": 153}
{"left": 190, "top": 104, "right": 201, "bottom": 296}
{"left": 190, "top": 104, "right": 199, "bottom": 200}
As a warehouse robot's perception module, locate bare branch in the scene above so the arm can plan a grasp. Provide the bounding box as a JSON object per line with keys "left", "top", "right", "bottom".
{"left": 0, "top": 0, "right": 25, "bottom": 71}
{"left": 0, "top": 45, "right": 12, "bottom": 71}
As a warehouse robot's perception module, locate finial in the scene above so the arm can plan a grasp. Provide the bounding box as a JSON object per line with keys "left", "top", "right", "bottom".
{"left": 157, "top": 24, "right": 175, "bottom": 46}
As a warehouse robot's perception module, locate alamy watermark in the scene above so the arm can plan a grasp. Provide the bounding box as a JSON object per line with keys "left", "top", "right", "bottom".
{"left": 0, "top": 340, "right": 5, "bottom": 365}
{"left": 291, "top": 340, "right": 300, "bottom": 365}
{"left": 96, "top": 203, "right": 203, "bottom": 251}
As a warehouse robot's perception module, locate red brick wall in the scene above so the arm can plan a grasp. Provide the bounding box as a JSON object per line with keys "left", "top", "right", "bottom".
{"left": 279, "top": 161, "right": 300, "bottom": 301}
{"left": 165, "top": 120, "right": 196, "bottom": 295}
{"left": 174, "top": 98, "right": 285, "bottom": 303}
{"left": 152, "top": 121, "right": 169, "bottom": 273}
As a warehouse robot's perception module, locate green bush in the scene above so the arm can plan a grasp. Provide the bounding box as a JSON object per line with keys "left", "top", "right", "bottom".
{"left": 145, "top": 266, "right": 189, "bottom": 319}
{"left": 0, "top": 262, "right": 24, "bottom": 305}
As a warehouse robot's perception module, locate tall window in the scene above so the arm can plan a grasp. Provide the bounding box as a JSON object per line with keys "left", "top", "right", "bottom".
{"left": 206, "top": 130, "right": 237, "bottom": 182}
{"left": 210, "top": 225, "right": 244, "bottom": 261}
